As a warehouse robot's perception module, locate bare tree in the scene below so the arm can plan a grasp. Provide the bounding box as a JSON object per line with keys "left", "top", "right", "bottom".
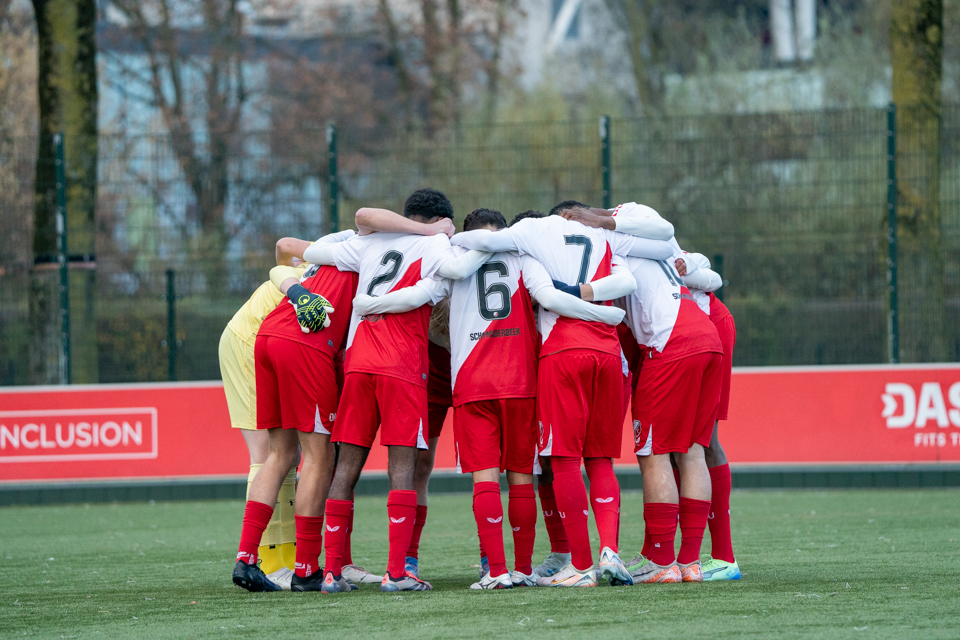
{"left": 891, "top": 0, "right": 946, "bottom": 361}
{"left": 30, "top": 0, "right": 98, "bottom": 384}
{"left": 375, "top": 0, "right": 508, "bottom": 134}
{"left": 110, "top": 0, "right": 248, "bottom": 261}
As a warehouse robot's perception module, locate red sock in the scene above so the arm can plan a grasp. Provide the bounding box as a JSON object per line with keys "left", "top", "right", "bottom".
{"left": 551, "top": 456, "right": 593, "bottom": 571}
{"left": 294, "top": 515, "right": 324, "bottom": 577}
{"left": 386, "top": 490, "right": 417, "bottom": 578}
{"left": 708, "top": 464, "right": 735, "bottom": 563}
{"left": 644, "top": 502, "right": 679, "bottom": 566}
{"left": 584, "top": 457, "right": 620, "bottom": 553}
{"left": 508, "top": 483, "right": 537, "bottom": 574}
{"left": 322, "top": 499, "right": 352, "bottom": 576}
{"left": 473, "top": 482, "right": 507, "bottom": 577}
{"left": 237, "top": 500, "right": 274, "bottom": 564}
{"left": 342, "top": 504, "right": 354, "bottom": 567}
{"left": 537, "top": 482, "right": 570, "bottom": 554}
{"left": 641, "top": 530, "right": 650, "bottom": 557}
{"left": 406, "top": 504, "right": 428, "bottom": 559}
{"left": 678, "top": 497, "right": 711, "bottom": 565}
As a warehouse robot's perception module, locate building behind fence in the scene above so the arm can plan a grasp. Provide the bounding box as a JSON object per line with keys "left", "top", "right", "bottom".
{"left": 1, "top": 106, "right": 958, "bottom": 385}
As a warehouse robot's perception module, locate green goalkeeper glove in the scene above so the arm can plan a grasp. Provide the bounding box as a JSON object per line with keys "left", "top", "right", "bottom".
{"left": 286, "top": 284, "right": 334, "bottom": 333}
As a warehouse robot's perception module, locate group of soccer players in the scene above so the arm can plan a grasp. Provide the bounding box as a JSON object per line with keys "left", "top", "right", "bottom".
{"left": 220, "top": 187, "right": 740, "bottom": 593}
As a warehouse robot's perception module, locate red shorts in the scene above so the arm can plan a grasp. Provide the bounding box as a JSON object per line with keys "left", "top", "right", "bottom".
{"left": 427, "top": 384, "right": 452, "bottom": 440}
{"left": 537, "top": 349, "right": 623, "bottom": 459}
{"left": 453, "top": 398, "right": 537, "bottom": 473}
{"left": 633, "top": 351, "right": 722, "bottom": 455}
{"left": 255, "top": 335, "right": 337, "bottom": 434}
{"left": 713, "top": 314, "right": 736, "bottom": 421}
{"left": 333, "top": 372, "right": 429, "bottom": 449}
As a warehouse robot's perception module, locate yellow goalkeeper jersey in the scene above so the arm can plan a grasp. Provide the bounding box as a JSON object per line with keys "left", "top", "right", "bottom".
{"left": 225, "top": 265, "right": 305, "bottom": 346}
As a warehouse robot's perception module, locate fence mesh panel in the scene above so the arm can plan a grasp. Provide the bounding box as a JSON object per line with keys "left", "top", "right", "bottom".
{"left": 0, "top": 107, "right": 958, "bottom": 385}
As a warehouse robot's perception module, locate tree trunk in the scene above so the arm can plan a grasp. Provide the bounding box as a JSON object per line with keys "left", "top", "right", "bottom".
{"left": 606, "top": 0, "right": 662, "bottom": 114}
{"left": 421, "top": 0, "right": 445, "bottom": 135}
{"left": 891, "top": 0, "right": 946, "bottom": 362}
{"left": 485, "top": 0, "right": 507, "bottom": 123}
{"left": 30, "top": 0, "right": 99, "bottom": 384}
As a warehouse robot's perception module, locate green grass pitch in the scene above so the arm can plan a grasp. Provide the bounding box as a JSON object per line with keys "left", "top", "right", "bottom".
{"left": 2, "top": 489, "right": 959, "bottom": 639}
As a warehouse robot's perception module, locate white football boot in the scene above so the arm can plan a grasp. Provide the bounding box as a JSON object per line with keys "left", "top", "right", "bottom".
{"left": 470, "top": 571, "right": 513, "bottom": 590}
{"left": 510, "top": 569, "right": 538, "bottom": 587}
{"left": 597, "top": 547, "right": 634, "bottom": 586}
{"left": 342, "top": 564, "right": 382, "bottom": 585}
{"left": 533, "top": 552, "right": 571, "bottom": 579}
{"left": 535, "top": 563, "right": 598, "bottom": 587}
{"left": 265, "top": 567, "right": 294, "bottom": 591}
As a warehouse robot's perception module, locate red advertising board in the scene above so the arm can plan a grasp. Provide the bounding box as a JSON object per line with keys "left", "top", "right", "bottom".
{"left": 2, "top": 363, "right": 959, "bottom": 483}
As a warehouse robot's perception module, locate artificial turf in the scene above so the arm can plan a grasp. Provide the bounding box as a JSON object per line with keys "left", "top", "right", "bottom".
{"left": 1, "top": 489, "right": 958, "bottom": 639}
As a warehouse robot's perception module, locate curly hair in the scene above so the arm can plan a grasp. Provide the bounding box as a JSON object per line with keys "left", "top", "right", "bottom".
{"left": 509, "top": 209, "right": 545, "bottom": 226}
{"left": 403, "top": 188, "right": 454, "bottom": 221}
{"left": 548, "top": 200, "right": 590, "bottom": 217}
{"left": 463, "top": 208, "right": 507, "bottom": 231}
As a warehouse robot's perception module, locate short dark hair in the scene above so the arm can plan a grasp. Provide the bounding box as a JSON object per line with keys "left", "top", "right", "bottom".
{"left": 548, "top": 200, "right": 590, "bottom": 217}
{"left": 463, "top": 207, "right": 507, "bottom": 231}
{"left": 404, "top": 188, "right": 454, "bottom": 220}
{"left": 509, "top": 210, "right": 545, "bottom": 226}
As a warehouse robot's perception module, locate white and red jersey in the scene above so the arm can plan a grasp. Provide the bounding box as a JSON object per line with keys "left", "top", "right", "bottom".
{"left": 447, "top": 248, "right": 553, "bottom": 406}
{"left": 618, "top": 255, "right": 722, "bottom": 363}
{"left": 331, "top": 232, "right": 453, "bottom": 387}
{"left": 505, "top": 216, "right": 636, "bottom": 358}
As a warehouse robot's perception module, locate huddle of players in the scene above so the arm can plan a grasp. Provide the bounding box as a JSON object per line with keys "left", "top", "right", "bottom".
{"left": 226, "top": 187, "right": 740, "bottom": 593}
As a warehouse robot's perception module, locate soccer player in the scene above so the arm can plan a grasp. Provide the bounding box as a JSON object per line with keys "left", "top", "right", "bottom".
{"left": 341, "top": 205, "right": 458, "bottom": 580}
{"left": 232, "top": 231, "right": 359, "bottom": 592}
{"left": 504, "top": 209, "right": 571, "bottom": 579}
{"left": 560, "top": 201, "right": 723, "bottom": 584}
{"left": 451, "top": 204, "right": 674, "bottom": 587}
{"left": 219, "top": 262, "right": 303, "bottom": 589}
{"left": 300, "top": 188, "right": 491, "bottom": 592}
{"left": 668, "top": 250, "right": 739, "bottom": 581}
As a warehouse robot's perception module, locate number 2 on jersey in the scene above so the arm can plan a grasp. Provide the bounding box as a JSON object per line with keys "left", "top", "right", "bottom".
{"left": 564, "top": 235, "right": 593, "bottom": 285}
{"left": 476, "top": 261, "right": 512, "bottom": 321}
{"left": 367, "top": 250, "right": 404, "bottom": 296}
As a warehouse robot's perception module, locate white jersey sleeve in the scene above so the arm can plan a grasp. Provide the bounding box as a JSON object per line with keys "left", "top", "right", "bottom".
{"left": 331, "top": 234, "right": 364, "bottom": 273}
{"left": 519, "top": 255, "right": 553, "bottom": 299}
{"left": 419, "top": 234, "right": 457, "bottom": 280}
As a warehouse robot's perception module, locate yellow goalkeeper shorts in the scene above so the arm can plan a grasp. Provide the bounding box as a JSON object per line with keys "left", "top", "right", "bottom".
{"left": 219, "top": 328, "right": 257, "bottom": 430}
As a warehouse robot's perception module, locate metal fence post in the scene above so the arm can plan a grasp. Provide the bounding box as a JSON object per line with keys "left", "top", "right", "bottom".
{"left": 326, "top": 122, "right": 339, "bottom": 233}
{"left": 886, "top": 103, "right": 900, "bottom": 364}
{"left": 166, "top": 268, "right": 177, "bottom": 381}
{"left": 713, "top": 253, "right": 725, "bottom": 303}
{"left": 54, "top": 133, "right": 71, "bottom": 384}
{"left": 600, "top": 115, "right": 611, "bottom": 209}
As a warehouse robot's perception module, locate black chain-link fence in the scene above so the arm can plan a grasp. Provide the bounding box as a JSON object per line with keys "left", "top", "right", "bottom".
{"left": 1, "top": 106, "right": 958, "bottom": 385}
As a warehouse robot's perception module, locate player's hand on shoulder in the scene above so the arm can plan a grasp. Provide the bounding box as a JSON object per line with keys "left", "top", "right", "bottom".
{"left": 560, "top": 206, "right": 604, "bottom": 228}
{"left": 428, "top": 218, "right": 455, "bottom": 238}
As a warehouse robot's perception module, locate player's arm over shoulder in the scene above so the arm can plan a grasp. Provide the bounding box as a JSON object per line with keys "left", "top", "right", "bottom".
{"left": 521, "top": 255, "right": 624, "bottom": 326}
{"left": 610, "top": 202, "right": 674, "bottom": 240}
